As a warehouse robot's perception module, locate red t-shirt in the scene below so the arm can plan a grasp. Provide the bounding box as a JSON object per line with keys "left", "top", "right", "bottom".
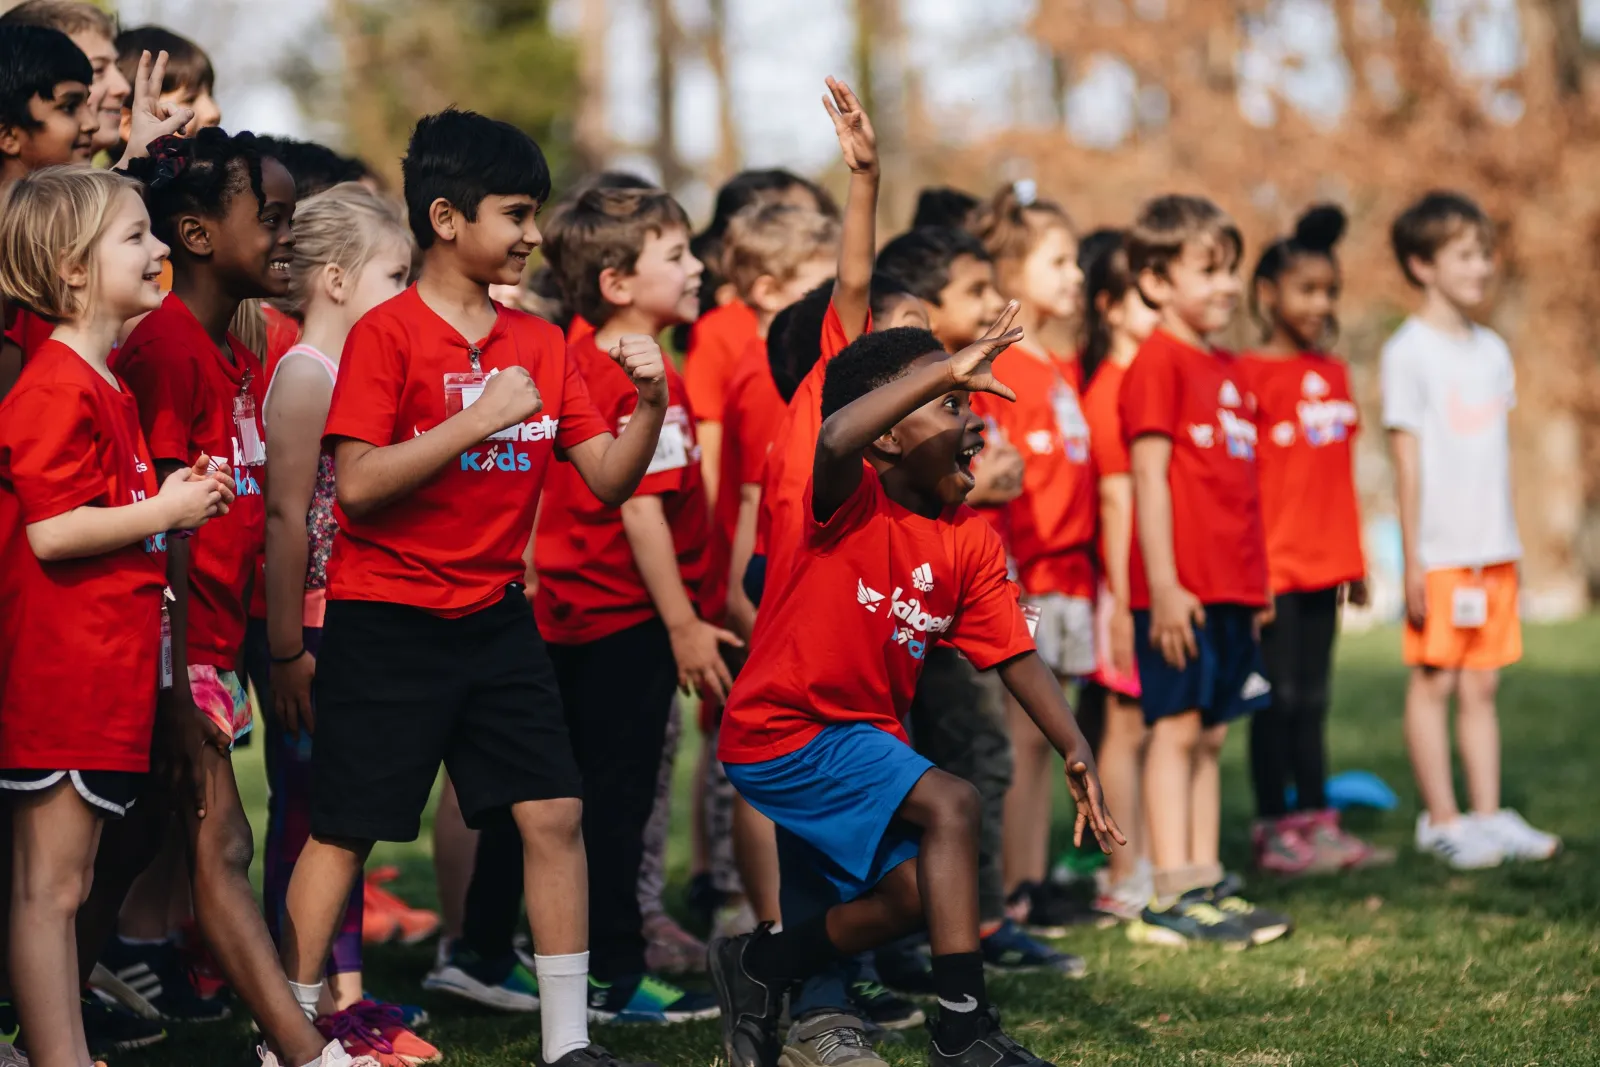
{"left": 1119, "top": 329, "right": 1267, "bottom": 610}
{"left": 3, "top": 306, "right": 53, "bottom": 366}
{"left": 753, "top": 303, "right": 859, "bottom": 582}
{"left": 720, "top": 465, "right": 1034, "bottom": 763}
{"left": 248, "top": 304, "right": 302, "bottom": 621}
{"left": 534, "top": 335, "right": 710, "bottom": 644}
{"left": 702, "top": 338, "right": 788, "bottom": 621}
{"left": 0, "top": 341, "right": 166, "bottom": 770}
{"left": 1084, "top": 361, "right": 1131, "bottom": 479}
{"left": 323, "top": 286, "right": 607, "bottom": 616}
{"left": 684, "top": 301, "right": 760, "bottom": 423}
{"left": 971, "top": 350, "right": 1096, "bottom": 598}
{"left": 113, "top": 294, "right": 266, "bottom": 668}
{"left": 1237, "top": 352, "right": 1364, "bottom": 594}
{"left": 567, "top": 315, "right": 594, "bottom": 345}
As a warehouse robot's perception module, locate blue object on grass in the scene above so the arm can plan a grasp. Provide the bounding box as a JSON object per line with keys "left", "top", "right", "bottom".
{"left": 1286, "top": 770, "right": 1398, "bottom": 812}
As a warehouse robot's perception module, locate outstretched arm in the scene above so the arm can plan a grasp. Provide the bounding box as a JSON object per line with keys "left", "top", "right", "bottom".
{"left": 823, "top": 77, "right": 878, "bottom": 341}
{"left": 812, "top": 303, "right": 1022, "bottom": 523}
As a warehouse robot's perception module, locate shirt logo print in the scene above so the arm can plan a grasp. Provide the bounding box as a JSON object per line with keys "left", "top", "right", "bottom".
{"left": 911, "top": 563, "right": 935, "bottom": 593}
{"left": 458, "top": 415, "right": 562, "bottom": 472}
{"left": 1302, "top": 371, "right": 1330, "bottom": 398}
{"left": 857, "top": 579, "right": 886, "bottom": 612}
{"left": 1219, "top": 380, "right": 1242, "bottom": 408}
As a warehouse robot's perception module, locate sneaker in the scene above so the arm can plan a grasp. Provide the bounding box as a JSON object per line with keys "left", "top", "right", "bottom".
{"left": 83, "top": 995, "right": 167, "bottom": 1054}
{"left": 420, "top": 948, "right": 539, "bottom": 1011}
{"left": 708, "top": 925, "right": 785, "bottom": 1067}
{"left": 1251, "top": 817, "right": 1317, "bottom": 876}
{"left": 873, "top": 939, "right": 935, "bottom": 996}
{"left": 1208, "top": 876, "right": 1293, "bottom": 945}
{"left": 1296, "top": 810, "right": 1396, "bottom": 870}
{"left": 1415, "top": 812, "right": 1504, "bottom": 870}
{"left": 642, "top": 912, "right": 709, "bottom": 975}
{"left": 778, "top": 1012, "right": 885, "bottom": 1067}
{"left": 929, "top": 1005, "right": 1055, "bottom": 1067}
{"left": 364, "top": 868, "right": 442, "bottom": 946}
{"left": 0, "top": 1047, "right": 23, "bottom": 1067}
{"left": 259, "top": 1039, "right": 382, "bottom": 1067}
{"left": 538, "top": 1044, "right": 660, "bottom": 1067}
{"left": 847, "top": 980, "right": 924, "bottom": 1031}
{"left": 1126, "top": 889, "right": 1254, "bottom": 949}
{"left": 363, "top": 994, "right": 429, "bottom": 1032}
{"left": 318, "top": 1001, "right": 441, "bottom": 1066}
{"left": 175, "top": 920, "right": 231, "bottom": 1004}
{"left": 979, "top": 920, "right": 1086, "bottom": 977}
{"left": 1003, "top": 881, "right": 1094, "bottom": 938}
{"left": 1471, "top": 809, "right": 1562, "bottom": 862}
{"left": 96, "top": 937, "right": 232, "bottom": 1022}
{"left": 0, "top": 999, "right": 22, "bottom": 1049}
{"left": 586, "top": 973, "right": 720, "bottom": 1024}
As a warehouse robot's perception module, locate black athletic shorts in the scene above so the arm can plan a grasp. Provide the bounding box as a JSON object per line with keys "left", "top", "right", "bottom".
{"left": 310, "top": 586, "right": 582, "bottom": 843}
{"left": 0, "top": 769, "right": 144, "bottom": 818}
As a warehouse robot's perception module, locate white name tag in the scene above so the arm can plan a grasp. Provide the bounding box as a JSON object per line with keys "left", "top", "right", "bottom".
{"left": 1451, "top": 585, "right": 1488, "bottom": 629}
{"left": 446, "top": 370, "right": 517, "bottom": 441}
{"left": 647, "top": 421, "right": 689, "bottom": 475}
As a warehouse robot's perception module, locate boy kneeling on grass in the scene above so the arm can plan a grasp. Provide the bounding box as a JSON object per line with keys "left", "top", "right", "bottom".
{"left": 711, "top": 303, "right": 1122, "bottom": 1067}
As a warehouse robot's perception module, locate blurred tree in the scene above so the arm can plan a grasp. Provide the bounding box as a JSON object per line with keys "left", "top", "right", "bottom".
{"left": 304, "top": 0, "right": 579, "bottom": 190}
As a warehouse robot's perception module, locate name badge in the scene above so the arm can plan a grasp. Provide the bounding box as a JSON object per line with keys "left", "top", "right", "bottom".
{"left": 233, "top": 393, "right": 266, "bottom": 467}
{"left": 445, "top": 370, "right": 518, "bottom": 441}
{"left": 1451, "top": 585, "right": 1489, "bottom": 629}
{"left": 159, "top": 590, "right": 174, "bottom": 690}
{"left": 646, "top": 421, "right": 689, "bottom": 475}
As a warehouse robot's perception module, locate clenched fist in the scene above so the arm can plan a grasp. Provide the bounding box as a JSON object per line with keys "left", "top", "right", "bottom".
{"left": 474, "top": 366, "right": 543, "bottom": 436}
{"left": 610, "top": 335, "right": 669, "bottom": 407}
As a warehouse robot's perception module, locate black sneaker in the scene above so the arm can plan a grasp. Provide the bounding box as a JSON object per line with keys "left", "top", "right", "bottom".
{"left": 929, "top": 1005, "right": 1056, "bottom": 1067}
{"left": 1005, "top": 881, "right": 1094, "bottom": 938}
{"left": 539, "top": 1044, "right": 660, "bottom": 1067}
{"left": 979, "top": 920, "right": 1087, "bottom": 977}
{"left": 709, "top": 925, "right": 785, "bottom": 1067}
{"left": 847, "top": 980, "right": 924, "bottom": 1031}
{"left": 872, "top": 939, "right": 935, "bottom": 996}
{"left": 96, "top": 938, "right": 231, "bottom": 1022}
{"left": 83, "top": 994, "right": 167, "bottom": 1055}
{"left": 1209, "top": 875, "right": 1293, "bottom": 946}
{"left": 1126, "top": 888, "right": 1254, "bottom": 950}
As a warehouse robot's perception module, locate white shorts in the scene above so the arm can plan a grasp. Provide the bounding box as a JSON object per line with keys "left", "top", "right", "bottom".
{"left": 1025, "top": 593, "right": 1095, "bottom": 678}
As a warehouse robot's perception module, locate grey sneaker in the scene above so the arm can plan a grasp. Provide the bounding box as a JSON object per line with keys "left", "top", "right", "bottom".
{"left": 777, "top": 1013, "right": 885, "bottom": 1067}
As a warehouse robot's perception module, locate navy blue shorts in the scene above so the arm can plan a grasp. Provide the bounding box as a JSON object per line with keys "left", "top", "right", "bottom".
{"left": 724, "top": 723, "right": 930, "bottom": 902}
{"left": 1133, "top": 604, "right": 1271, "bottom": 726}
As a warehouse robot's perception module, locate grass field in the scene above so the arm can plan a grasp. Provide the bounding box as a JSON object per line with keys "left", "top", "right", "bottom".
{"left": 127, "top": 620, "right": 1599, "bottom": 1066}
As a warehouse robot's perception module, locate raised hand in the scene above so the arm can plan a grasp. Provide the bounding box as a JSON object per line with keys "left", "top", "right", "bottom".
{"left": 945, "top": 300, "right": 1023, "bottom": 400}
{"left": 119, "top": 51, "right": 196, "bottom": 165}
{"left": 823, "top": 76, "right": 878, "bottom": 175}
{"left": 609, "top": 334, "right": 668, "bottom": 406}
{"left": 473, "top": 366, "right": 543, "bottom": 435}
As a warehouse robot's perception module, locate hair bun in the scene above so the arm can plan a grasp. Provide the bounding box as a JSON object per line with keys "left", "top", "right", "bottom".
{"left": 1293, "top": 204, "right": 1346, "bottom": 252}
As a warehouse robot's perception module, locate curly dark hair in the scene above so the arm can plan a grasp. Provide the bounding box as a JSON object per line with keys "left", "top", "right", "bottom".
{"left": 124, "top": 127, "right": 266, "bottom": 247}
{"left": 821, "top": 326, "right": 945, "bottom": 419}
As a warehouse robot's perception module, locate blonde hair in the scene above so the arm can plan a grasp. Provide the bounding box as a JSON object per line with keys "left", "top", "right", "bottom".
{"left": 1128, "top": 194, "right": 1243, "bottom": 281}
{"left": 287, "top": 182, "right": 414, "bottom": 317}
{"left": 0, "top": 164, "right": 142, "bottom": 323}
{"left": 974, "top": 182, "right": 1074, "bottom": 269}
{"left": 721, "top": 204, "right": 839, "bottom": 301}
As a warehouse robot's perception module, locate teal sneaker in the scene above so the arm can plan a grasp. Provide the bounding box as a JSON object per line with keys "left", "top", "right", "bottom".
{"left": 588, "top": 973, "right": 721, "bottom": 1024}
{"left": 422, "top": 948, "right": 539, "bottom": 1011}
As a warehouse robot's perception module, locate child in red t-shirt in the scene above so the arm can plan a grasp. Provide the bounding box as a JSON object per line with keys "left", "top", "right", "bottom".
{"left": 278, "top": 109, "right": 667, "bottom": 1067}
{"left": 533, "top": 182, "right": 728, "bottom": 1022}
{"left": 1078, "top": 232, "right": 1161, "bottom": 920}
{"left": 1119, "top": 195, "right": 1287, "bottom": 950}
{"left": 1239, "top": 205, "right": 1390, "bottom": 875}
{"left": 0, "top": 166, "right": 231, "bottom": 1067}
{"left": 711, "top": 308, "right": 1120, "bottom": 1067}
{"left": 970, "top": 183, "right": 1097, "bottom": 933}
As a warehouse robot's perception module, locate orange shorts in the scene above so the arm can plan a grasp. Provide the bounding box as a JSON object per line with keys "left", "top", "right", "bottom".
{"left": 1402, "top": 561, "right": 1521, "bottom": 671}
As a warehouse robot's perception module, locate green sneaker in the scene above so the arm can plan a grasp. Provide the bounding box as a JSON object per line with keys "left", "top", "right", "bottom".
{"left": 587, "top": 973, "right": 720, "bottom": 1024}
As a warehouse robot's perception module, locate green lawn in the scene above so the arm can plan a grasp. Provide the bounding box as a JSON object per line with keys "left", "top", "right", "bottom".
{"left": 129, "top": 620, "right": 1598, "bottom": 1066}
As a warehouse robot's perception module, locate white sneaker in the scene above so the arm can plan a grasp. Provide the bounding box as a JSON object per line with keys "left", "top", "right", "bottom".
{"left": 1471, "top": 809, "right": 1562, "bottom": 861}
{"left": 0, "top": 1043, "right": 29, "bottom": 1066}
{"left": 258, "top": 1040, "right": 380, "bottom": 1067}
{"left": 1415, "top": 813, "right": 1503, "bottom": 870}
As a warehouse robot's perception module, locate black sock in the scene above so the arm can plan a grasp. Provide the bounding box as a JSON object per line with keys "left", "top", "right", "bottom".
{"left": 742, "top": 914, "right": 844, "bottom": 985}
{"left": 930, "top": 951, "right": 989, "bottom": 1049}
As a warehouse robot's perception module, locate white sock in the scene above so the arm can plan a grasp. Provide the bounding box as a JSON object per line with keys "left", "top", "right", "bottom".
{"left": 534, "top": 951, "right": 590, "bottom": 1061}
{"left": 288, "top": 979, "right": 324, "bottom": 1021}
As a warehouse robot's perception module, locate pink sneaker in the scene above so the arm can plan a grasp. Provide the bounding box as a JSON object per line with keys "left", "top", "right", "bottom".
{"left": 317, "top": 1003, "right": 441, "bottom": 1067}
{"left": 642, "top": 912, "right": 708, "bottom": 975}
{"left": 1297, "top": 809, "right": 1396, "bottom": 870}
{"left": 1252, "top": 816, "right": 1316, "bottom": 876}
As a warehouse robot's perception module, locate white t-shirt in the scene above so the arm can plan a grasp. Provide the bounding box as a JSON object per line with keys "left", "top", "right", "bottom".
{"left": 1380, "top": 317, "right": 1521, "bottom": 570}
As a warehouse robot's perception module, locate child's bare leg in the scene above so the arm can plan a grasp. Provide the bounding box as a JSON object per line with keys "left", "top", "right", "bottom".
{"left": 281, "top": 836, "right": 368, "bottom": 983}
{"left": 186, "top": 748, "right": 328, "bottom": 1065}
{"left": 733, "top": 795, "right": 781, "bottom": 924}
{"left": 1190, "top": 724, "right": 1228, "bottom": 874}
{"left": 1456, "top": 669, "right": 1501, "bottom": 815}
{"left": 431, "top": 778, "right": 476, "bottom": 942}
{"left": 1144, "top": 710, "right": 1201, "bottom": 895}
{"left": 12, "top": 782, "right": 101, "bottom": 1067}
{"left": 897, "top": 770, "right": 981, "bottom": 955}
{"left": 1000, "top": 692, "right": 1052, "bottom": 892}
{"left": 511, "top": 797, "right": 591, "bottom": 1062}
{"left": 1405, "top": 667, "right": 1461, "bottom": 822}
{"left": 1099, "top": 694, "right": 1148, "bottom": 884}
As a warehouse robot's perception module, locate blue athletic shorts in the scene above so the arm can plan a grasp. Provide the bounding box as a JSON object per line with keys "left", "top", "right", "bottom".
{"left": 1133, "top": 604, "right": 1272, "bottom": 726}
{"left": 724, "top": 723, "right": 931, "bottom": 902}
